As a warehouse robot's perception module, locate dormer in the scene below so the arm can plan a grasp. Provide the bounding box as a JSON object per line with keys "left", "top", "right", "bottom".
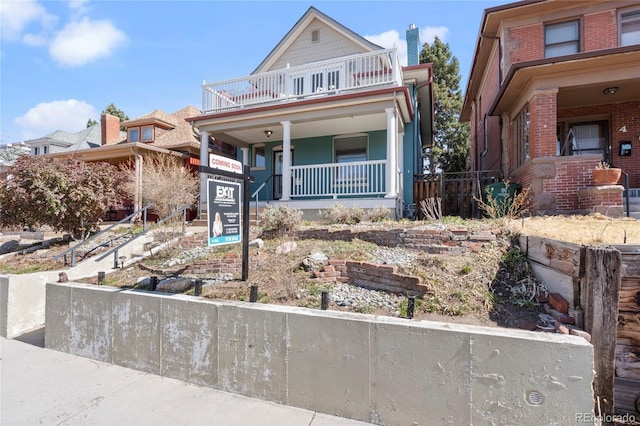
{"left": 121, "top": 110, "right": 179, "bottom": 144}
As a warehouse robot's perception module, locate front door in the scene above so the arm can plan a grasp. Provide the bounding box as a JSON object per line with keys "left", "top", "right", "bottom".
{"left": 273, "top": 150, "right": 292, "bottom": 200}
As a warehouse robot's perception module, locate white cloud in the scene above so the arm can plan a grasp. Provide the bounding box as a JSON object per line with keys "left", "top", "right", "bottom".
{"left": 365, "top": 26, "right": 450, "bottom": 66}
{"left": 365, "top": 30, "right": 408, "bottom": 66}
{"left": 0, "top": 0, "right": 57, "bottom": 41}
{"left": 14, "top": 99, "right": 98, "bottom": 140}
{"left": 49, "top": 17, "right": 127, "bottom": 66}
{"left": 22, "top": 32, "right": 48, "bottom": 47}
{"left": 420, "top": 26, "right": 449, "bottom": 45}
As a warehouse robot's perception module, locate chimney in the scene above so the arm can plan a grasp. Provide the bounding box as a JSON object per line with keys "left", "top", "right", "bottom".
{"left": 101, "top": 113, "right": 121, "bottom": 146}
{"left": 406, "top": 23, "right": 420, "bottom": 66}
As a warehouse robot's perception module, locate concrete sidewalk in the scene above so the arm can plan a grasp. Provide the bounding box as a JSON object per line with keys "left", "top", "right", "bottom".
{"left": 0, "top": 337, "right": 372, "bottom": 426}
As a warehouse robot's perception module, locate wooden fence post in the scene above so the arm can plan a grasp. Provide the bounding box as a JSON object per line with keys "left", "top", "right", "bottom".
{"left": 581, "top": 246, "right": 622, "bottom": 416}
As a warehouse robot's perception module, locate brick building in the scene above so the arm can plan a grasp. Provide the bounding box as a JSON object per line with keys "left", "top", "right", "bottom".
{"left": 462, "top": 0, "right": 640, "bottom": 216}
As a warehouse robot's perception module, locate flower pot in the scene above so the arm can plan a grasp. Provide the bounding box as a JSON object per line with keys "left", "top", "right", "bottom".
{"left": 592, "top": 168, "right": 621, "bottom": 185}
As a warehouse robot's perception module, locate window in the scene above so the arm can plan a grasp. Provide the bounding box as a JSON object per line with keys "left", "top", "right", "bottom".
{"left": 334, "top": 134, "right": 368, "bottom": 182}
{"left": 141, "top": 126, "right": 154, "bottom": 142}
{"left": 43, "top": 145, "right": 48, "bottom": 154}
{"left": 252, "top": 144, "right": 265, "bottom": 169}
{"left": 620, "top": 8, "right": 640, "bottom": 46}
{"left": 128, "top": 128, "right": 140, "bottom": 142}
{"left": 33, "top": 146, "right": 39, "bottom": 155}
{"left": 514, "top": 105, "right": 529, "bottom": 169}
{"left": 545, "top": 20, "right": 580, "bottom": 57}
{"left": 311, "top": 29, "right": 319, "bottom": 43}
{"left": 566, "top": 121, "right": 608, "bottom": 158}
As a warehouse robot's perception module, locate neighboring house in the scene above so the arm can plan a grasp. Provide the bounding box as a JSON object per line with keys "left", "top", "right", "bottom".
{"left": 187, "top": 7, "right": 433, "bottom": 220}
{"left": 462, "top": 0, "right": 640, "bottom": 216}
{"left": 47, "top": 106, "right": 231, "bottom": 220}
{"left": 0, "top": 142, "right": 30, "bottom": 173}
{"left": 22, "top": 124, "right": 112, "bottom": 155}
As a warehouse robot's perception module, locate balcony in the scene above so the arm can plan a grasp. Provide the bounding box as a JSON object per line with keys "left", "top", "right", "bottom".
{"left": 202, "top": 48, "right": 401, "bottom": 113}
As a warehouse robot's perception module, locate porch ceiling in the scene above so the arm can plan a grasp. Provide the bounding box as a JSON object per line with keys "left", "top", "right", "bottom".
{"left": 190, "top": 87, "right": 412, "bottom": 147}
{"left": 490, "top": 48, "right": 640, "bottom": 116}
{"left": 224, "top": 111, "right": 386, "bottom": 145}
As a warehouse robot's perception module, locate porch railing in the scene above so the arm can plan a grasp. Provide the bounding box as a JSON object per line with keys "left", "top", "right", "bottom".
{"left": 290, "top": 160, "right": 386, "bottom": 198}
{"left": 202, "top": 48, "right": 401, "bottom": 113}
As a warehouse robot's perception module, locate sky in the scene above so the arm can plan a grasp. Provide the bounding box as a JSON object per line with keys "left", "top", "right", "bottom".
{"left": 0, "top": 0, "right": 508, "bottom": 144}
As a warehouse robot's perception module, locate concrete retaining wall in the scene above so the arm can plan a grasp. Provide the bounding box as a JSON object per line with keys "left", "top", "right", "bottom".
{"left": 0, "top": 235, "right": 151, "bottom": 338}
{"left": 46, "top": 282, "right": 595, "bottom": 425}
{"left": 1, "top": 272, "right": 59, "bottom": 338}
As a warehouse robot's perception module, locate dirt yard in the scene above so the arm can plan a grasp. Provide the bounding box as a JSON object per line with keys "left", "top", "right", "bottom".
{"left": 1, "top": 214, "right": 637, "bottom": 331}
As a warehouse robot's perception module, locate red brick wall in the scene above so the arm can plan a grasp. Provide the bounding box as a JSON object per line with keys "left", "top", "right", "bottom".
{"left": 311, "top": 260, "right": 428, "bottom": 296}
{"left": 611, "top": 101, "right": 640, "bottom": 188}
{"left": 101, "top": 114, "right": 121, "bottom": 145}
{"left": 559, "top": 101, "right": 640, "bottom": 187}
{"left": 508, "top": 24, "right": 544, "bottom": 64}
{"left": 543, "top": 160, "right": 598, "bottom": 211}
{"left": 584, "top": 10, "right": 617, "bottom": 51}
{"left": 578, "top": 187, "right": 623, "bottom": 210}
{"left": 530, "top": 92, "right": 557, "bottom": 157}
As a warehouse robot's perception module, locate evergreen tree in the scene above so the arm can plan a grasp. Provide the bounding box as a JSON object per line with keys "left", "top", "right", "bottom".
{"left": 419, "top": 36, "right": 470, "bottom": 173}
{"left": 102, "top": 103, "right": 129, "bottom": 131}
{"left": 86, "top": 104, "right": 129, "bottom": 131}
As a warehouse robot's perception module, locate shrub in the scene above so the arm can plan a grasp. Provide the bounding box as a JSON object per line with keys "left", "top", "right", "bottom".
{"left": 261, "top": 204, "right": 303, "bottom": 235}
{"left": 366, "top": 206, "right": 391, "bottom": 222}
{"left": 475, "top": 182, "right": 533, "bottom": 220}
{"left": 321, "top": 203, "right": 364, "bottom": 224}
{"left": 419, "top": 197, "right": 443, "bottom": 222}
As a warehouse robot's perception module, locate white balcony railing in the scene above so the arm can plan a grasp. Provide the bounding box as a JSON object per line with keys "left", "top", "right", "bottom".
{"left": 202, "top": 48, "right": 401, "bottom": 113}
{"left": 290, "top": 160, "right": 386, "bottom": 198}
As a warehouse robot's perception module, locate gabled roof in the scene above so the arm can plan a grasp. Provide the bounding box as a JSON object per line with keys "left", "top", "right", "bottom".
{"left": 23, "top": 125, "right": 102, "bottom": 150}
{"left": 152, "top": 106, "right": 202, "bottom": 150}
{"left": 252, "top": 6, "right": 384, "bottom": 74}
{"left": 121, "top": 109, "right": 179, "bottom": 129}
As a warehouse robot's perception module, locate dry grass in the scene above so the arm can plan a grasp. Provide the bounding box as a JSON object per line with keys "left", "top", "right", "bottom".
{"left": 505, "top": 213, "right": 639, "bottom": 245}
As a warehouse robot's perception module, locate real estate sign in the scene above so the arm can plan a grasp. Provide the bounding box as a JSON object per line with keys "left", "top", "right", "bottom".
{"left": 207, "top": 179, "right": 242, "bottom": 246}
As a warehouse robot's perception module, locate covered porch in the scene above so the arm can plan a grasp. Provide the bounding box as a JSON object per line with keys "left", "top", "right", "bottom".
{"left": 191, "top": 68, "right": 415, "bottom": 219}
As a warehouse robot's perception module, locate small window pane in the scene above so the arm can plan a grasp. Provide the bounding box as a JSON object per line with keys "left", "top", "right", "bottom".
{"left": 545, "top": 43, "right": 579, "bottom": 57}
{"left": 546, "top": 21, "right": 578, "bottom": 44}
{"left": 142, "top": 127, "right": 153, "bottom": 141}
{"left": 129, "top": 128, "right": 140, "bottom": 142}
{"left": 621, "top": 10, "right": 640, "bottom": 46}
{"left": 545, "top": 20, "right": 579, "bottom": 57}
{"left": 253, "top": 145, "right": 265, "bottom": 168}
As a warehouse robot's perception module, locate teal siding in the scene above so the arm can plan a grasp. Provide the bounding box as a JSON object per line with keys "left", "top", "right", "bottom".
{"left": 368, "top": 130, "right": 386, "bottom": 160}
{"left": 402, "top": 82, "right": 421, "bottom": 207}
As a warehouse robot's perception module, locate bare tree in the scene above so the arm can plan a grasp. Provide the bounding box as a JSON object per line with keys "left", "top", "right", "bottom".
{"left": 123, "top": 153, "right": 199, "bottom": 222}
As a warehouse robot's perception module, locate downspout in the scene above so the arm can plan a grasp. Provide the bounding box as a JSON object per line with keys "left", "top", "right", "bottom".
{"left": 481, "top": 114, "right": 488, "bottom": 170}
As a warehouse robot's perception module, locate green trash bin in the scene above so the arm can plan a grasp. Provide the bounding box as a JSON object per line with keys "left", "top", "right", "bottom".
{"left": 484, "top": 182, "right": 522, "bottom": 216}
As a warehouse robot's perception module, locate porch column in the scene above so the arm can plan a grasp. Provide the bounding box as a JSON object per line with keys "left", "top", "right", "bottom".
{"left": 240, "top": 147, "right": 249, "bottom": 167}
{"left": 281, "top": 120, "right": 292, "bottom": 201}
{"left": 385, "top": 107, "right": 398, "bottom": 198}
{"left": 199, "top": 130, "right": 209, "bottom": 219}
{"left": 530, "top": 88, "right": 558, "bottom": 157}
{"left": 134, "top": 154, "right": 143, "bottom": 213}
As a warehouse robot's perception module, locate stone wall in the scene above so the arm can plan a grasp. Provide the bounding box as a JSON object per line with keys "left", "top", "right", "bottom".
{"left": 297, "top": 226, "right": 498, "bottom": 254}
{"left": 310, "top": 259, "right": 427, "bottom": 295}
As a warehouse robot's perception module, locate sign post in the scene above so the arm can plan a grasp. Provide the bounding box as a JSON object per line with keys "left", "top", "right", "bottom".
{"left": 201, "top": 154, "right": 250, "bottom": 280}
